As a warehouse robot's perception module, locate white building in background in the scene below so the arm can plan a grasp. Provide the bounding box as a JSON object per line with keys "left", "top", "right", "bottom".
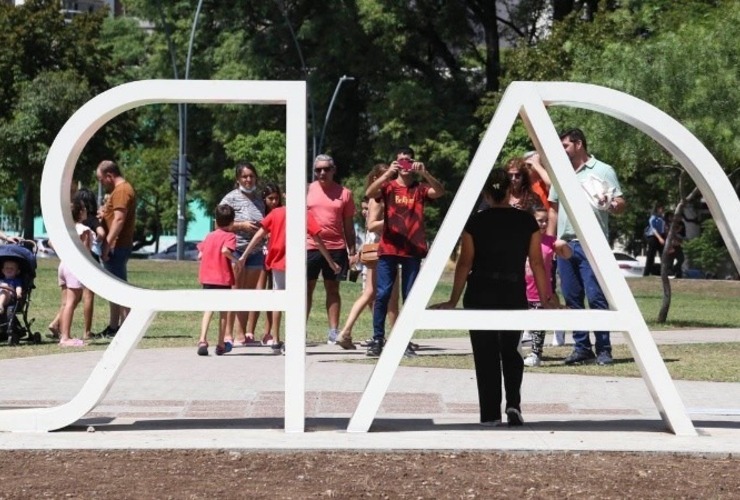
{"left": 11, "top": 0, "right": 121, "bottom": 17}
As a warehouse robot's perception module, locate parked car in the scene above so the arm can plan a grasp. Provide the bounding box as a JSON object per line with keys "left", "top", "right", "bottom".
{"left": 34, "top": 238, "right": 57, "bottom": 258}
{"left": 613, "top": 252, "right": 645, "bottom": 278}
{"left": 149, "top": 241, "right": 200, "bottom": 261}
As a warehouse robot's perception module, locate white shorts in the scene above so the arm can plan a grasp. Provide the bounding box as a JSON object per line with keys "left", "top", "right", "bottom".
{"left": 271, "top": 270, "right": 286, "bottom": 290}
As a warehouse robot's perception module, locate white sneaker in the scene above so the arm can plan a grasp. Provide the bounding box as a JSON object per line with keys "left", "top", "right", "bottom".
{"left": 551, "top": 331, "right": 566, "bottom": 347}
{"left": 327, "top": 328, "right": 338, "bottom": 345}
{"left": 523, "top": 353, "right": 541, "bottom": 367}
{"left": 521, "top": 331, "right": 533, "bottom": 343}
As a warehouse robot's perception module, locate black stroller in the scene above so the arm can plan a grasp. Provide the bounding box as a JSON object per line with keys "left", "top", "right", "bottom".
{"left": 0, "top": 240, "right": 41, "bottom": 346}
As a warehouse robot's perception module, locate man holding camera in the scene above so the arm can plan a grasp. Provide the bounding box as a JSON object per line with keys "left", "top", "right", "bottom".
{"left": 364, "top": 146, "right": 445, "bottom": 357}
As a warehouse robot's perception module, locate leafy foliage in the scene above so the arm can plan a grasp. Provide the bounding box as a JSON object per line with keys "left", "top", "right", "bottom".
{"left": 0, "top": 0, "right": 110, "bottom": 237}
{"left": 223, "top": 130, "right": 288, "bottom": 188}
{"left": 0, "top": 0, "right": 736, "bottom": 256}
{"left": 684, "top": 219, "right": 733, "bottom": 278}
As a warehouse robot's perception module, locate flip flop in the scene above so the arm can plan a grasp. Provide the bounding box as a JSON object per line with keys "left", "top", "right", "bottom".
{"left": 59, "top": 338, "right": 85, "bottom": 347}
{"left": 197, "top": 341, "right": 209, "bottom": 356}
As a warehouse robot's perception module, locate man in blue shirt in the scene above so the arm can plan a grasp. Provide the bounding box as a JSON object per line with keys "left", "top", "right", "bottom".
{"left": 643, "top": 204, "right": 666, "bottom": 276}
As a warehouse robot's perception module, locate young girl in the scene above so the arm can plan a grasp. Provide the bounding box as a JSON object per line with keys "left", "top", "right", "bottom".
{"left": 238, "top": 192, "right": 341, "bottom": 353}
{"left": 523, "top": 208, "right": 571, "bottom": 367}
{"left": 52, "top": 199, "right": 94, "bottom": 347}
{"left": 74, "top": 187, "right": 106, "bottom": 340}
{"left": 259, "top": 183, "right": 283, "bottom": 345}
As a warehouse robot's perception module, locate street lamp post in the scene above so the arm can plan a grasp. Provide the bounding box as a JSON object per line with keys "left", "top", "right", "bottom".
{"left": 154, "top": 0, "right": 202, "bottom": 260}
{"left": 318, "top": 75, "right": 355, "bottom": 156}
{"left": 175, "top": 0, "right": 204, "bottom": 260}
{"left": 277, "top": 1, "right": 317, "bottom": 181}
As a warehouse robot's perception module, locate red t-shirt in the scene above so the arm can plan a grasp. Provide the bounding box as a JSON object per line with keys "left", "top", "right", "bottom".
{"left": 260, "top": 207, "right": 322, "bottom": 271}
{"left": 306, "top": 181, "right": 354, "bottom": 250}
{"left": 377, "top": 180, "right": 431, "bottom": 258}
{"left": 197, "top": 228, "right": 236, "bottom": 286}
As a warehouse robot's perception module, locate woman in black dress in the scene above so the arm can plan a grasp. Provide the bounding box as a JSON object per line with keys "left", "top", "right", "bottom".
{"left": 434, "top": 168, "right": 556, "bottom": 426}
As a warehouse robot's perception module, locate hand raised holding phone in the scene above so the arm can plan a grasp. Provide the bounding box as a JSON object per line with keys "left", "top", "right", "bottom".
{"left": 397, "top": 158, "right": 414, "bottom": 172}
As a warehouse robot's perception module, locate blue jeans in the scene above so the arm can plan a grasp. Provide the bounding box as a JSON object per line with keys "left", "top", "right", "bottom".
{"left": 557, "top": 241, "right": 611, "bottom": 353}
{"left": 372, "top": 255, "right": 421, "bottom": 341}
{"left": 103, "top": 247, "right": 132, "bottom": 281}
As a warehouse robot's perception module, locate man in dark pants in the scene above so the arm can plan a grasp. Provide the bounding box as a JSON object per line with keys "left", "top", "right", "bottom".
{"left": 365, "top": 146, "right": 444, "bottom": 358}
{"left": 643, "top": 203, "right": 666, "bottom": 276}
{"left": 547, "top": 128, "right": 626, "bottom": 366}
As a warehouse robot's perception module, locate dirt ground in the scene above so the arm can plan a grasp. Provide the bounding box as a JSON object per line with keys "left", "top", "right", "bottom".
{"left": 0, "top": 450, "right": 737, "bottom": 498}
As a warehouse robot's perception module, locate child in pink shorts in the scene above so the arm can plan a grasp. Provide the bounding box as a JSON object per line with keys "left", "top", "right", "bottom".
{"left": 52, "top": 199, "right": 94, "bottom": 347}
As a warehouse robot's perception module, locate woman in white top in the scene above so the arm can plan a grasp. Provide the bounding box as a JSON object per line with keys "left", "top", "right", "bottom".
{"left": 336, "top": 164, "right": 400, "bottom": 350}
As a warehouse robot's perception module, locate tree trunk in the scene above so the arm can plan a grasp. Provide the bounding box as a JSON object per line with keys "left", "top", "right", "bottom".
{"left": 21, "top": 179, "right": 35, "bottom": 241}
{"left": 657, "top": 186, "right": 700, "bottom": 323}
{"left": 482, "top": 6, "right": 501, "bottom": 92}
{"left": 552, "top": 0, "right": 575, "bottom": 21}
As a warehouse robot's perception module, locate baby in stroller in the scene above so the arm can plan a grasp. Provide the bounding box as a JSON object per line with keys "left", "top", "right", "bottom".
{"left": 0, "top": 239, "right": 40, "bottom": 345}
{"left": 0, "top": 259, "right": 23, "bottom": 315}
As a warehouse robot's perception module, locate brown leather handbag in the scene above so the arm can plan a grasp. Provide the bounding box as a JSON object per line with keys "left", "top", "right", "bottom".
{"left": 359, "top": 243, "right": 379, "bottom": 267}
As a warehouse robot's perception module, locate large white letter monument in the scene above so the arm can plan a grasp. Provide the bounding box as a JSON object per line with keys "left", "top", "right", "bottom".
{"left": 1, "top": 80, "right": 738, "bottom": 437}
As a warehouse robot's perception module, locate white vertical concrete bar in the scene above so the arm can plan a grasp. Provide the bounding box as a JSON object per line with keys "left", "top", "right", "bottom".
{"left": 284, "top": 83, "right": 308, "bottom": 432}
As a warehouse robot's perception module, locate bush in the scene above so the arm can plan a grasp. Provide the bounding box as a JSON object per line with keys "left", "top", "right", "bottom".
{"left": 683, "top": 219, "right": 732, "bottom": 278}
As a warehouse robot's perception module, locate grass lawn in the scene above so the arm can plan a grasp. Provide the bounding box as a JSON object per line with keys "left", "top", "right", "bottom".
{"left": 1, "top": 258, "right": 738, "bottom": 382}
{"left": 390, "top": 343, "right": 740, "bottom": 383}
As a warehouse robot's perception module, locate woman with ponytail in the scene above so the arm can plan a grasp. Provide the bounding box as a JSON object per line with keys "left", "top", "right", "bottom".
{"left": 433, "top": 168, "right": 557, "bottom": 427}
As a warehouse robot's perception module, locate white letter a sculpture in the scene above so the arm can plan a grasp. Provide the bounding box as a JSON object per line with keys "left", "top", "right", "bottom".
{"left": 347, "top": 82, "right": 740, "bottom": 437}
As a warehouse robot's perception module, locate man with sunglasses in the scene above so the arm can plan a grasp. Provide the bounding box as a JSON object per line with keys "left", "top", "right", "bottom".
{"left": 547, "top": 128, "right": 626, "bottom": 366}
{"left": 307, "top": 154, "right": 356, "bottom": 344}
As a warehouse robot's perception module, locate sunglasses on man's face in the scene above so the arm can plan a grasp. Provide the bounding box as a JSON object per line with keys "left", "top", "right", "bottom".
{"left": 314, "top": 167, "right": 332, "bottom": 173}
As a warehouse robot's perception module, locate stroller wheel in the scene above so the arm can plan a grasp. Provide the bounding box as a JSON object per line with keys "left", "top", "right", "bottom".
{"left": 33, "top": 332, "right": 42, "bottom": 345}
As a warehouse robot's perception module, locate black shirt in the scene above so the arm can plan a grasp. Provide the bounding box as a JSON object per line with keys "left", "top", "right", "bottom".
{"left": 462, "top": 207, "right": 539, "bottom": 309}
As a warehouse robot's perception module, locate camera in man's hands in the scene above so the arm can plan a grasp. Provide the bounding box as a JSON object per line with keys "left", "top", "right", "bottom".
{"left": 397, "top": 158, "right": 414, "bottom": 172}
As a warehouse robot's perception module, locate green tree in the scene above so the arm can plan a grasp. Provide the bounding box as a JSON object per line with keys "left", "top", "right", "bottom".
{"left": 684, "top": 219, "right": 733, "bottom": 278}
{"left": 0, "top": 0, "right": 111, "bottom": 238}
{"left": 223, "top": 130, "right": 288, "bottom": 188}
{"left": 0, "top": 70, "right": 93, "bottom": 238}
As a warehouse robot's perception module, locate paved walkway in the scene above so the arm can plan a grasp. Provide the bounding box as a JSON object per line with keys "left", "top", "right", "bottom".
{"left": 0, "top": 329, "right": 738, "bottom": 453}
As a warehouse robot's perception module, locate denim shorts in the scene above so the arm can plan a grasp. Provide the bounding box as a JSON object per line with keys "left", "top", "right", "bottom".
{"left": 234, "top": 249, "right": 265, "bottom": 270}
{"left": 103, "top": 247, "right": 132, "bottom": 281}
